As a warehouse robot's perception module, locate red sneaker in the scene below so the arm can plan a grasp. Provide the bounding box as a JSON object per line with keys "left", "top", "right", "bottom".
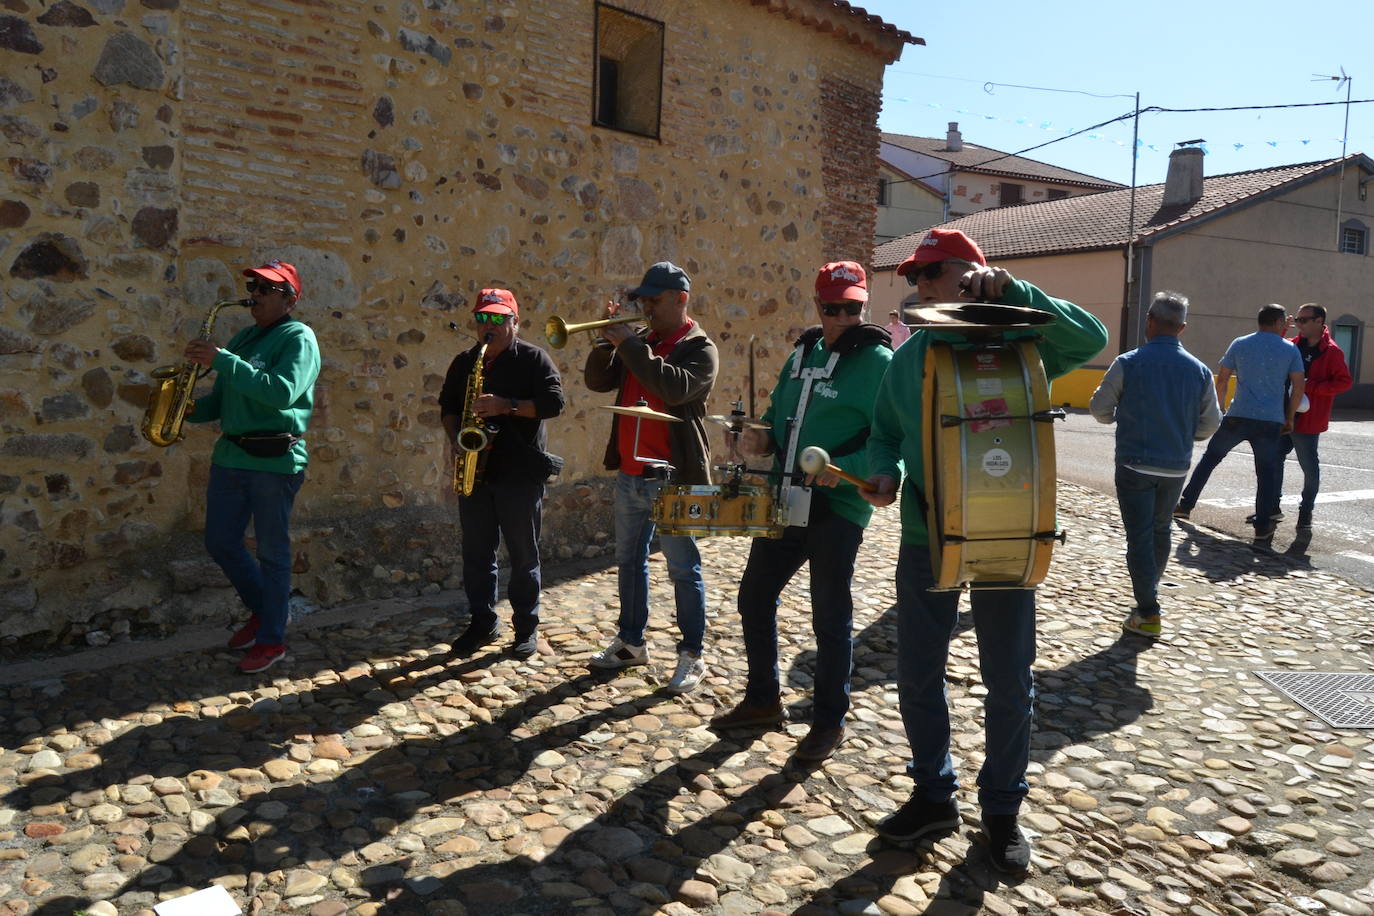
{"left": 227, "top": 616, "right": 260, "bottom": 651}
{"left": 238, "top": 643, "right": 286, "bottom": 674}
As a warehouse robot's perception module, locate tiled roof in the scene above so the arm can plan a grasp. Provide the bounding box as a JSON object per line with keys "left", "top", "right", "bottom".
{"left": 751, "top": 0, "right": 923, "bottom": 59}
{"left": 882, "top": 132, "right": 1123, "bottom": 189}
{"left": 873, "top": 157, "right": 1352, "bottom": 269}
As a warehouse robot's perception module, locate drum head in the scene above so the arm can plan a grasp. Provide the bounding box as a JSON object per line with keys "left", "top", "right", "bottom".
{"left": 902, "top": 303, "right": 1057, "bottom": 329}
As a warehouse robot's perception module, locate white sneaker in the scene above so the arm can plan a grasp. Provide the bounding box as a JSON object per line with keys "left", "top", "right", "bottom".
{"left": 589, "top": 637, "right": 649, "bottom": 669}
{"left": 666, "top": 650, "right": 705, "bottom": 695}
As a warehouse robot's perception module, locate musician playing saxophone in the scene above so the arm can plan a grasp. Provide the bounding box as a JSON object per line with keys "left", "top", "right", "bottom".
{"left": 439, "top": 289, "right": 564, "bottom": 660}
{"left": 184, "top": 259, "right": 320, "bottom": 675}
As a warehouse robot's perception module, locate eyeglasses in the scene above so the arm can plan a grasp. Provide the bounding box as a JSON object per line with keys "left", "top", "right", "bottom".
{"left": 1294, "top": 315, "right": 1321, "bottom": 324}
{"left": 475, "top": 312, "right": 508, "bottom": 325}
{"left": 820, "top": 302, "right": 864, "bottom": 317}
{"left": 246, "top": 279, "right": 290, "bottom": 295}
{"left": 904, "top": 261, "right": 946, "bottom": 286}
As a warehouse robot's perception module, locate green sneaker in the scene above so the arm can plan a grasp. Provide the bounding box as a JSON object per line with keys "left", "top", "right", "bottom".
{"left": 1122, "top": 612, "right": 1161, "bottom": 638}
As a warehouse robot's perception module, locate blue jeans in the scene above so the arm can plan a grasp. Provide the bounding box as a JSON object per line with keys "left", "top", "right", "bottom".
{"left": 1178, "top": 416, "right": 1283, "bottom": 524}
{"left": 896, "top": 543, "right": 1035, "bottom": 816}
{"left": 1280, "top": 432, "right": 1320, "bottom": 516}
{"left": 613, "top": 471, "right": 706, "bottom": 654}
{"left": 204, "top": 464, "right": 305, "bottom": 646}
{"left": 737, "top": 500, "right": 864, "bottom": 728}
{"left": 458, "top": 476, "right": 544, "bottom": 636}
{"left": 1115, "top": 466, "right": 1186, "bottom": 616}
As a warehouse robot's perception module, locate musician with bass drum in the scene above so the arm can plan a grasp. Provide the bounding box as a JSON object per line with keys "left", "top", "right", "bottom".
{"left": 439, "top": 289, "right": 565, "bottom": 660}
{"left": 862, "top": 229, "right": 1107, "bottom": 873}
{"left": 183, "top": 259, "right": 321, "bottom": 675}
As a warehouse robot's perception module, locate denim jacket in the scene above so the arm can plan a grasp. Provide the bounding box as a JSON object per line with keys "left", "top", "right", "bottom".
{"left": 1090, "top": 335, "right": 1220, "bottom": 472}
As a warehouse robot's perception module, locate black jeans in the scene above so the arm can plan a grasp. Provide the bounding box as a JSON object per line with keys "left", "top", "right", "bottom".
{"left": 457, "top": 476, "right": 544, "bottom": 636}
{"left": 736, "top": 501, "right": 864, "bottom": 728}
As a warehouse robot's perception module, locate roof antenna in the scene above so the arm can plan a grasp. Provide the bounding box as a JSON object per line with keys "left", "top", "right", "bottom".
{"left": 1313, "top": 67, "right": 1352, "bottom": 245}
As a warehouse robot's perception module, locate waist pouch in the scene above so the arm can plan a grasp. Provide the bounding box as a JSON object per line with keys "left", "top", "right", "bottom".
{"left": 226, "top": 433, "right": 302, "bottom": 458}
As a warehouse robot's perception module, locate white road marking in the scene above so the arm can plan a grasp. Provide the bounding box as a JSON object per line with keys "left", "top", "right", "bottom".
{"left": 1199, "top": 488, "right": 1374, "bottom": 510}
{"left": 1337, "top": 551, "right": 1374, "bottom": 566}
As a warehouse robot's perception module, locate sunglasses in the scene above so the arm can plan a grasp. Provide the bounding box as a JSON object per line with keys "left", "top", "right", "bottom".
{"left": 475, "top": 312, "right": 508, "bottom": 325}
{"left": 904, "top": 261, "right": 946, "bottom": 286}
{"left": 820, "top": 302, "right": 864, "bottom": 317}
{"left": 1294, "top": 316, "right": 1321, "bottom": 324}
{"left": 246, "top": 279, "right": 290, "bottom": 295}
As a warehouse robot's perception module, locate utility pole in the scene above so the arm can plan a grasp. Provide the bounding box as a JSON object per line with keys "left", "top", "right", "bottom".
{"left": 1119, "top": 92, "right": 1140, "bottom": 354}
{"left": 1314, "top": 68, "right": 1352, "bottom": 248}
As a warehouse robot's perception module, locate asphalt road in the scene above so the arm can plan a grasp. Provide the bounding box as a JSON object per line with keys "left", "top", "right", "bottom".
{"left": 1056, "top": 408, "right": 1374, "bottom": 591}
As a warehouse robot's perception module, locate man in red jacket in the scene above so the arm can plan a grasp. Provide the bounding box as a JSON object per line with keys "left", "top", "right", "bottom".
{"left": 1280, "top": 303, "right": 1352, "bottom": 531}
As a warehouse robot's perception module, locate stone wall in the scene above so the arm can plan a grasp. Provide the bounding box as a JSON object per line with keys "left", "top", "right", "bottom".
{"left": 0, "top": 0, "right": 905, "bottom": 645}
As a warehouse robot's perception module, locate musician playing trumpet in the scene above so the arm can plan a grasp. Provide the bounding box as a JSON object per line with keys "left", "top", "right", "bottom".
{"left": 439, "top": 289, "right": 564, "bottom": 660}
{"left": 585, "top": 261, "right": 718, "bottom": 695}
{"left": 710, "top": 261, "right": 893, "bottom": 764}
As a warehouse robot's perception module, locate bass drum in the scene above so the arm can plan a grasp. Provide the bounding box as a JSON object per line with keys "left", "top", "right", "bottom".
{"left": 922, "top": 338, "right": 1059, "bottom": 590}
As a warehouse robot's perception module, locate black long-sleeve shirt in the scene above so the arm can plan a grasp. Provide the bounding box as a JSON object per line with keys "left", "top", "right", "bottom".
{"left": 439, "top": 336, "right": 564, "bottom": 484}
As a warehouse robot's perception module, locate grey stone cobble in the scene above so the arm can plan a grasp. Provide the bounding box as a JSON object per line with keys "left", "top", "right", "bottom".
{"left": 0, "top": 481, "right": 1371, "bottom": 915}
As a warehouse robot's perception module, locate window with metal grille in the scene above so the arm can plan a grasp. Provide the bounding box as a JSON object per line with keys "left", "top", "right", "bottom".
{"left": 1000, "top": 182, "right": 1024, "bottom": 205}
{"left": 1047, "top": 188, "right": 1068, "bottom": 200}
{"left": 593, "top": 4, "right": 664, "bottom": 139}
{"left": 1340, "top": 222, "right": 1367, "bottom": 255}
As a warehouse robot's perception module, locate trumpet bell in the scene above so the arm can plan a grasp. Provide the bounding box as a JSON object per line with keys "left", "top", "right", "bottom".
{"left": 544, "top": 313, "right": 641, "bottom": 349}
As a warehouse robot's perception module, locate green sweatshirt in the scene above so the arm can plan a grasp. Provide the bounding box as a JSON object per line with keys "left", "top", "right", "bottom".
{"left": 761, "top": 331, "right": 893, "bottom": 529}
{"left": 187, "top": 317, "right": 321, "bottom": 474}
{"left": 867, "top": 279, "right": 1108, "bottom": 545}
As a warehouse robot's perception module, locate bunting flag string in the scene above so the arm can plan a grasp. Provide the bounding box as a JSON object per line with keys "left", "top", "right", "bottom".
{"left": 884, "top": 97, "right": 1366, "bottom": 160}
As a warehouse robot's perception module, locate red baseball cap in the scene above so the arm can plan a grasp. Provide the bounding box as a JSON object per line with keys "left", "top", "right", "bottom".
{"left": 895, "top": 228, "right": 987, "bottom": 278}
{"left": 815, "top": 261, "right": 869, "bottom": 302}
{"left": 475, "top": 288, "right": 519, "bottom": 317}
{"left": 243, "top": 259, "right": 301, "bottom": 297}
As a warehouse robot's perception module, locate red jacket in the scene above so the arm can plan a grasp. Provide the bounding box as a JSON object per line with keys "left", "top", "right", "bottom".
{"left": 1290, "top": 326, "right": 1352, "bottom": 434}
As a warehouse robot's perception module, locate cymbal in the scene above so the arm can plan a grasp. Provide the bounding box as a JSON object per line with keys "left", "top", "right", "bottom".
{"left": 600, "top": 404, "right": 682, "bottom": 423}
{"left": 705, "top": 414, "right": 771, "bottom": 430}
{"left": 901, "top": 302, "right": 1056, "bottom": 329}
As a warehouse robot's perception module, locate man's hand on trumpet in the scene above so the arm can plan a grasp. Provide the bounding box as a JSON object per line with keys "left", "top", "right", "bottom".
{"left": 598, "top": 300, "right": 636, "bottom": 348}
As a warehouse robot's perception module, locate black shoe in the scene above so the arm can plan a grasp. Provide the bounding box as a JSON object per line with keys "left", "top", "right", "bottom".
{"left": 1296, "top": 511, "right": 1313, "bottom": 532}
{"left": 1245, "top": 511, "right": 1284, "bottom": 525}
{"left": 876, "top": 795, "right": 961, "bottom": 843}
{"left": 1172, "top": 505, "right": 1191, "bottom": 520}
{"left": 511, "top": 631, "right": 538, "bottom": 659}
{"left": 1254, "top": 522, "right": 1277, "bottom": 539}
{"left": 793, "top": 725, "right": 844, "bottom": 762}
{"left": 452, "top": 621, "right": 500, "bottom": 657}
{"left": 983, "top": 814, "right": 1031, "bottom": 874}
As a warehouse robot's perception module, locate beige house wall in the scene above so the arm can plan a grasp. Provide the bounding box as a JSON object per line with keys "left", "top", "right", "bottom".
{"left": 875, "top": 163, "right": 943, "bottom": 243}
{"left": 947, "top": 173, "right": 1099, "bottom": 219}
{"left": 0, "top": 0, "right": 903, "bottom": 642}
{"left": 1144, "top": 172, "right": 1374, "bottom": 380}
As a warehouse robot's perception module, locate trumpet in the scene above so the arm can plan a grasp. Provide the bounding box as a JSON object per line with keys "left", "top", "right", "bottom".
{"left": 544, "top": 312, "right": 642, "bottom": 349}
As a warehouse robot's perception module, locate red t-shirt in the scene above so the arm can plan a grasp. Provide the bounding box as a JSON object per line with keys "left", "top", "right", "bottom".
{"left": 617, "top": 320, "right": 694, "bottom": 475}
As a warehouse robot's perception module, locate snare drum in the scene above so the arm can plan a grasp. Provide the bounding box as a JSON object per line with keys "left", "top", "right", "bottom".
{"left": 922, "top": 337, "right": 1059, "bottom": 589}
{"left": 651, "top": 484, "right": 784, "bottom": 538}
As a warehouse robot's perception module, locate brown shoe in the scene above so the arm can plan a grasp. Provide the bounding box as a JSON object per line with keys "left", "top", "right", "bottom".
{"left": 794, "top": 724, "right": 845, "bottom": 762}
{"left": 710, "top": 700, "right": 785, "bottom": 730}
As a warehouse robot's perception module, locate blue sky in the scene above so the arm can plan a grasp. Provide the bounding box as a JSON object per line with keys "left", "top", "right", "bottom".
{"left": 859, "top": 0, "right": 1368, "bottom": 187}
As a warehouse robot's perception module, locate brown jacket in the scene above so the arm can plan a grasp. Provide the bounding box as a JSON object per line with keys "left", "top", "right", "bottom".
{"left": 584, "top": 322, "right": 718, "bottom": 485}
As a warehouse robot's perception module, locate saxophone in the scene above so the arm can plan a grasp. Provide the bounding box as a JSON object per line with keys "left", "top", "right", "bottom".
{"left": 140, "top": 298, "right": 252, "bottom": 447}
{"left": 453, "top": 335, "right": 498, "bottom": 496}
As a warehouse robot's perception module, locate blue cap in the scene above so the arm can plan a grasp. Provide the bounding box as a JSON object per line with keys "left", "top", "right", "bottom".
{"left": 626, "top": 261, "right": 691, "bottom": 300}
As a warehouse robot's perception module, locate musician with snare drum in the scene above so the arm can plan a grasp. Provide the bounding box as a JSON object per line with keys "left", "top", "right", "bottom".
{"left": 439, "top": 289, "right": 565, "bottom": 660}
{"left": 709, "top": 261, "right": 893, "bottom": 764}
{"left": 861, "top": 229, "right": 1107, "bottom": 873}
{"left": 585, "top": 261, "right": 719, "bottom": 695}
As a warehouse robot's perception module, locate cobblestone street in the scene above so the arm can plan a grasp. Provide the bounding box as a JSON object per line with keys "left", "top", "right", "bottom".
{"left": 2, "top": 482, "right": 1372, "bottom": 916}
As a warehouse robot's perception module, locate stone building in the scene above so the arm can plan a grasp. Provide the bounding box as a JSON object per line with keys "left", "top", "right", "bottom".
{"left": 0, "top": 0, "right": 918, "bottom": 644}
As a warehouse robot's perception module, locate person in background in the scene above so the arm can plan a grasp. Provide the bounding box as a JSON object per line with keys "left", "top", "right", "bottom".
{"left": 1090, "top": 291, "right": 1220, "bottom": 639}
{"left": 1277, "top": 303, "right": 1351, "bottom": 532}
{"left": 885, "top": 309, "right": 912, "bottom": 347}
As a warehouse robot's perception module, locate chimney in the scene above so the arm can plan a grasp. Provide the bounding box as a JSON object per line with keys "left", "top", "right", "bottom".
{"left": 945, "top": 121, "right": 962, "bottom": 152}
{"left": 1162, "top": 145, "right": 1204, "bottom": 208}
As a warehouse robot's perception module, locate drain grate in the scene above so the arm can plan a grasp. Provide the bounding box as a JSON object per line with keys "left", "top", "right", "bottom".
{"left": 1255, "top": 670, "right": 1374, "bottom": 729}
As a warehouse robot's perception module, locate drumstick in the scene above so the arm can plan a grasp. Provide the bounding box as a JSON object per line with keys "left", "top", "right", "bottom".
{"left": 798, "top": 446, "right": 875, "bottom": 492}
